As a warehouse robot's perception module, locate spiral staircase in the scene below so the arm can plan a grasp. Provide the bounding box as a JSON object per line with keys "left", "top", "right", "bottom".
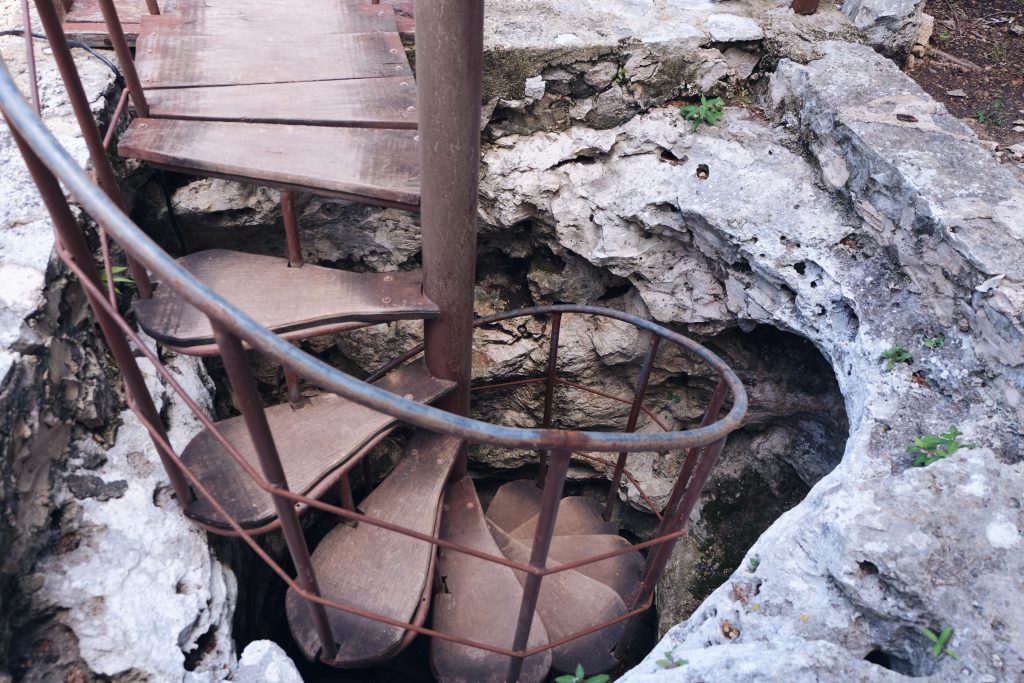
{"left": 1, "top": 1, "right": 748, "bottom": 681}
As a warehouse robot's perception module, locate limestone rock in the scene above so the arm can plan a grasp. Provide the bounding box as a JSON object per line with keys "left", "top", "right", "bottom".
{"left": 840, "top": 0, "right": 927, "bottom": 57}
{"left": 704, "top": 14, "right": 764, "bottom": 43}
{"left": 234, "top": 641, "right": 303, "bottom": 683}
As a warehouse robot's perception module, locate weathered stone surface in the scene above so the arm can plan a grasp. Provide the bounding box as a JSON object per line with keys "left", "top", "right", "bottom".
{"left": 841, "top": 0, "right": 926, "bottom": 57}
{"left": 36, "top": 351, "right": 237, "bottom": 682}
{"left": 480, "top": 88, "right": 1022, "bottom": 679}
{"left": 704, "top": 14, "right": 764, "bottom": 43}
{"left": 234, "top": 641, "right": 303, "bottom": 683}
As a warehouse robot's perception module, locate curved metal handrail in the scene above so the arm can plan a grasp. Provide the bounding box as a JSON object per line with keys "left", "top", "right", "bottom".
{"left": 0, "top": 58, "right": 747, "bottom": 453}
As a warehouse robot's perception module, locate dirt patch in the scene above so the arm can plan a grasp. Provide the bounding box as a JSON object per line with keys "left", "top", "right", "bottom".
{"left": 909, "top": 0, "right": 1023, "bottom": 158}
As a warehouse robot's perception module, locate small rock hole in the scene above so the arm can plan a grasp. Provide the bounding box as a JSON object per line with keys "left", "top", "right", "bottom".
{"left": 858, "top": 560, "right": 879, "bottom": 576}
{"left": 659, "top": 148, "right": 686, "bottom": 165}
{"left": 793, "top": 261, "right": 807, "bottom": 275}
{"left": 864, "top": 649, "right": 894, "bottom": 669}
{"left": 696, "top": 163, "right": 710, "bottom": 180}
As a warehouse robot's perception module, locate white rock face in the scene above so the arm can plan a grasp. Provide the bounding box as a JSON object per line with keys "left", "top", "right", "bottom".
{"left": 841, "top": 0, "right": 927, "bottom": 57}
{"left": 704, "top": 14, "right": 764, "bottom": 42}
{"left": 38, "top": 351, "right": 238, "bottom": 682}
{"left": 234, "top": 641, "right": 303, "bottom": 683}
{"left": 480, "top": 41, "right": 1023, "bottom": 679}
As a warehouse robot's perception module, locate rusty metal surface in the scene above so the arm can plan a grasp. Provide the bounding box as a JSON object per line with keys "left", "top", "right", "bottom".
{"left": 1, "top": 45, "right": 748, "bottom": 672}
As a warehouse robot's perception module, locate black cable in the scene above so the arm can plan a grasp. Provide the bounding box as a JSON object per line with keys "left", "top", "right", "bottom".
{"left": 1, "top": 28, "right": 123, "bottom": 84}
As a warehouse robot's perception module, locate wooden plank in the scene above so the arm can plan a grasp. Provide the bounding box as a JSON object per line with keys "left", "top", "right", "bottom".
{"left": 488, "top": 522, "right": 627, "bottom": 675}
{"left": 182, "top": 360, "right": 454, "bottom": 530}
{"left": 118, "top": 119, "right": 420, "bottom": 207}
{"left": 287, "top": 432, "right": 463, "bottom": 666}
{"left": 61, "top": 22, "right": 140, "bottom": 47}
{"left": 64, "top": 0, "right": 150, "bottom": 23}
{"left": 134, "top": 250, "right": 436, "bottom": 348}
{"left": 510, "top": 497, "right": 617, "bottom": 540}
{"left": 139, "top": 3, "right": 399, "bottom": 35}
{"left": 431, "top": 478, "right": 551, "bottom": 683}
{"left": 485, "top": 479, "right": 544, "bottom": 533}
{"left": 147, "top": 77, "right": 417, "bottom": 129}
{"left": 135, "top": 31, "right": 411, "bottom": 88}
{"left": 547, "top": 535, "right": 643, "bottom": 601}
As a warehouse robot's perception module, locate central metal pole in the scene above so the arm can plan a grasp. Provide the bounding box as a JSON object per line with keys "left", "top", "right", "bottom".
{"left": 418, "top": 0, "right": 484, "bottom": 480}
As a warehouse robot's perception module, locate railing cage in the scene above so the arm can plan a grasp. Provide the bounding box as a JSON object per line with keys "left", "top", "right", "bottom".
{"left": 0, "top": 5, "right": 747, "bottom": 681}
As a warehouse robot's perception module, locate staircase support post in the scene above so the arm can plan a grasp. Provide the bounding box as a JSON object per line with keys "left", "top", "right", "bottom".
{"left": 32, "top": 0, "right": 153, "bottom": 298}
{"left": 417, "top": 0, "right": 484, "bottom": 479}
{"left": 3, "top": 122, "right": 191, "bottom": 505}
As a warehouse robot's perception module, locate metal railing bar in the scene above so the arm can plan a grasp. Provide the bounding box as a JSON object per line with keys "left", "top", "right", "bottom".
{"left": 506, "top": 448, "right": 570, "bottom": 682}
{"left": 29, "top": 1, "right": 153, "bottom": 298}
{"left": 101, "top": 86, "right": 129, "bottom": 151}
{"left": 536, "top": 311, "right": 561, "bottom": 486}
{"left": 94, "top": 0, "right": 148, "bottom": 117}
{"left": 604, "top": 333, "right": 661, "bottom": 520}
{"left": 19, "top": 0, "right": 39, "bottom": 113}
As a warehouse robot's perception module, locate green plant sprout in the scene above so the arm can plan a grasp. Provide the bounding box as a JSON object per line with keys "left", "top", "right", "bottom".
{"left": 613, "top": 67, "right": 627, "bottom": 85}
{"left": 747, "top": 555, "right": 760, "bottom": 572}
{"left": 98, "top": 265, "right": 135, "bottom": 295}
{"left": 555, "top": 664, "right": 609, "bottom": 683}
{"left": 923, "top": 335, "right": 945, "bottom": 349}
{"left": 908, "top": 425, "right": 976, "bottom": 467}
{"left": 920, "top": 626, "right": 959, "bottom": 660}
{"left": 986, "top": 41, "right": 1007, "bottom": 63}
{"left": 655, "top": 650, "right": 688, "bottom": 669}
{"left": 881, "top": 344, "right": 912, "bottom": 371}
{"left": 679, "top": 95, "right": 724, "bottom": 132}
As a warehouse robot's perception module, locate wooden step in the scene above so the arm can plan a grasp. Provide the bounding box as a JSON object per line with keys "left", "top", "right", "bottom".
{"left": 135, "top": 31, "right": 411, "bottom": 89}
{"left": 134, "top": 250, "right": 435, "bottom": 348}
{"left": 182, "top": 360, "right": 453, "bottom": 530}
{"left": 431, "top": 478, "right": 551, "bottom": 683}
{"left": 547, "top": 535, "right": 643, "bottom": 602}
{"left": 488, "top": 522, "right": 627, "bottom": 675}
{"left": 485, "top": 479, "right": 544, "bottom": 533}
{"left": 139, "top": 3, "right": 400, "bottom": 36}
{"left": 146, "top": 77, "right": 417, "bottom": 128}
{"left": 118, "top": 119, "right": 420, "bottom": 209}
{"left": 287, "top": 432, "right": 463, "bottom": 666}
{"left": 510, "top": 497, "right": 618, "bottom": 540}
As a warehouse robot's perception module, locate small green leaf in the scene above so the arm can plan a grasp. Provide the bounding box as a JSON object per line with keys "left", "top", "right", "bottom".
{"left": 587, "top": 675, "right": 610, "bottom": 683}
{"left": 576, "top": 664, "right": 585, "bottom": 679}
{"left": 920, "top": 627, "right": 939, "bottom": 644}
{"left": 554, "top": 676, "right": 576, "bottom": 683}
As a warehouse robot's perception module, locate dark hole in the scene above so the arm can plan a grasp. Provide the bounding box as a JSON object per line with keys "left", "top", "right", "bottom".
{"left": 696, "top": 163, "right": 710, "bottom": 179}
{"left": 598, "top": 283, "right": 633, "bottom": 301}
{"left": 183, "top": 627, "right": 219, "bottom": 671}
{"left": 793, "top": 261, "right": 807, "bottom": 275}
{"left": 865, "top": 649, "right": 894, "bottom": 669}
{"left": 659, "top": 148, "right": 687, "bottom": 165}
{"left": 859, "top": 560, "right": 879, "bottom": 576}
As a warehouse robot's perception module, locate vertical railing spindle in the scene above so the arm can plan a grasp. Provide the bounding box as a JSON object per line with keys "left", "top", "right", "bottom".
{"left": 603, "top": 333, "right": 660, "bottom": 520}
{"left": 211, "top": 321, "right": 338, "bottom": 661}
{"left": 32, "top": 0, "right": 153, "bottom": 298}
{"left": 4, "top": 122, "right": 191, "bottom": 504}
{"left": 505, "top": 448, "right": 571, "bottom": 683}
{"left": 536, "top": 311, "right": 562, "bottom": 487}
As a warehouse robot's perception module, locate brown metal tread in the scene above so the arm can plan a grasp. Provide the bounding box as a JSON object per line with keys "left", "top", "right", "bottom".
{"left": 182, "top": 360, "right": 454, "bottom": 530}
{"left": 135, "top": 31, "right": 411, "bottom": 89}
{"left": 287, "top": 431, "right": 463, "bottom": 667}
{"left": 431, "top": 478, "right": 551, "bottom": 683}
{"left": 488, "top": 522, "right": 628, "bottom": 675}
{"left": 118, "top": 120, "right": 420, "bottom": 209}
{"left": 139, "top": 2, "right": 400, "bottom": 36}
{"left": 134, "top": 250, "right": 435, "bottom": 349}
{"left": 146, "top": 77, "right": 417, "bottom": 129}
{"left": 509, "top": 496, "right": 618, "bottom": 539}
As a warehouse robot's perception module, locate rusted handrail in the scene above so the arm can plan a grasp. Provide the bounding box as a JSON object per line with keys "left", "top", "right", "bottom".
{"left": 0, "top": 35, "right": 747, "bottom": 679}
